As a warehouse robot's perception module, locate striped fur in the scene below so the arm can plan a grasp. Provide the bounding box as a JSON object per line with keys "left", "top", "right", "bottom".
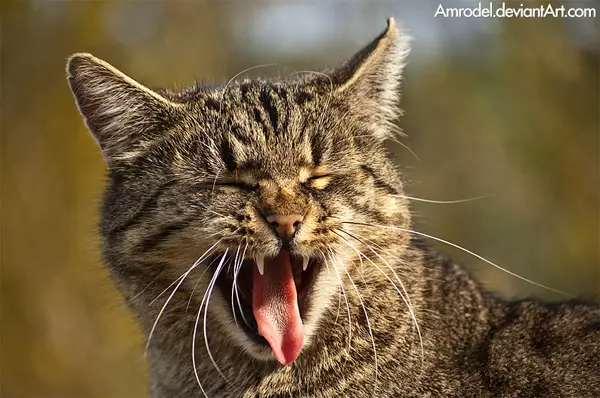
{"left": 67, "top": 19, "right": 599, "bottom": 397}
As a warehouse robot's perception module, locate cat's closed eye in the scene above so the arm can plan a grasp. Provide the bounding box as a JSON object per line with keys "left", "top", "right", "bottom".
{"left": 306, "top": 174, "right": 332, "bottom": 190}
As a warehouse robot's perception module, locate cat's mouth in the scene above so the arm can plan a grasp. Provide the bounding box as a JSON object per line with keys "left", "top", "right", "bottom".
{"left": 213, "top": 250, "right": 321, "bottom": 364}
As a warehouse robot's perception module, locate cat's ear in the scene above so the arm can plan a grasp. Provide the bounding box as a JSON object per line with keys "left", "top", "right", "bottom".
{"left": 66, "top": 53, "right": 180, "bottom": 162}
{"left": 333, "top": 18, "right": 411, "bottom": 140}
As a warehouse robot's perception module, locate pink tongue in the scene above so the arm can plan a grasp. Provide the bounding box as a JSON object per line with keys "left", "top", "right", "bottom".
{"left": 252, "top": 252, "right": 304, "bottom": 365}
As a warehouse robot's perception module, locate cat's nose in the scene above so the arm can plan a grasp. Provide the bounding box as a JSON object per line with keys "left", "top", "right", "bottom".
{"left": 266, "top": 214, "right": 304, "bottom": 240}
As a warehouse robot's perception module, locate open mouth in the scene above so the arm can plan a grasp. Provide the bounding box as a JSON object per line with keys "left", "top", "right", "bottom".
{"left": 213, "top": 250, "right": 321, "bottom": 364}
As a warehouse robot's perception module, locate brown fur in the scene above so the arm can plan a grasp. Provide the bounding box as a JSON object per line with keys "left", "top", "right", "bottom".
{"left": 67, "top": 19, "right": 600, "bottom": 397}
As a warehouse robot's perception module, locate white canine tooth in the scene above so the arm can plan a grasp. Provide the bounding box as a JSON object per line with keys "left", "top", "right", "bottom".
{"left": 256, "top": 255, "right": 265, "bottom": 276}
{"left": 302, "top": 256, "right": 309, "bottom": 271}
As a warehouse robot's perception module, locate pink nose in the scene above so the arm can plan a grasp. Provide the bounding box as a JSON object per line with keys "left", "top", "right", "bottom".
{"left": 266, "top": 214, "right": 304, "bottom": 239}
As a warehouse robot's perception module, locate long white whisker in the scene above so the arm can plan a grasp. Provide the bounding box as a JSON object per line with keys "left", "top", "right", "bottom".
{"left": 199, "top": 226, "right": 244, "bottom": 241}
{"left": 230, "top": 245, "right": 242, "bottom": 326}
{"left": 186, "top": 276, "right": 205, "bottom": 315}
{"left": 348, "top": 232, "right": 423, "bottom": 301}
{"left": 186, "top": 255, "right": 223, "bottom": 314}
{"left": 236, "top": 242, "right": 251, "bottom": 327}
{"left": 203, "top": 250, "right": 229, "bottom": 380}
{"left": 210, "top": 171, "right": 220, "bottom": 197}
{"left": 316, "top": 250, "right": 331, "bottom": 275}
{"left": 338, "top": 134, "right": 420, "bottom": 161}
{"left": 130, "top": 271, "right": 162, "bottom": 301}
{"left": 150, "top": 274, "right": 186, "bottom": 306}
{"left": 334, "top": 229, "right": 425, "bottom": 369}
{"left": 232, "top": 241, "right": 251, "bottom": 328}
{"left": 333, "top": 283, "right": 342, "bottom": 326}
{"left": 352, "top": 245, "right": 367, "bottom": 285}
{"left": 393, "top": 194, "right": 492, "bottom": 204}
{"left": 390, "top": 138, "right": 421, "bottom": 162}
{"left": 322, "top": 250, "right": 352, "bottom": 351}
{"left": 220, "top": 63, "right": 279, "bottom": 116}
{"left": 339, "top": 220, "right": 574, "bottom": 297}
{"left": 192, "top": 250, "right": 230, "bottom": 396}
{"left": 333, "top": 254, "right": 378, "bottom": 381}
{"left": 336, "top": 229, "right": 417, "bottom": 312}
{"left": 146, "top": 240, "right": 222, "bottom": 355}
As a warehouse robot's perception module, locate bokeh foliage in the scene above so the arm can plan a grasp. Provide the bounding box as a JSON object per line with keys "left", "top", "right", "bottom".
{"left": 2, "top": 1, "right": 598, "bottom": 396}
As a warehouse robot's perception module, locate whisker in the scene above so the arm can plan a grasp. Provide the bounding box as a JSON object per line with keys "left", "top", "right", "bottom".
{"left": 192, "top": 250, "right": 230, "bottom": 396}
{"left": 230, "top": 245, "right": 242, "bottom": 326}
{"left": 334, "top": 229, "right": 425, "bottom": 369}
{"left": 200, "top": 226, "right": 244, "bottom": 241}
{"left": 210, "top": 171, "right": 220, "bottom": 197}
{"left": 186, "top": 277, "right": 205, "bottom": 316}
{"left": 393, "top": 194, "right": 492, "bottom": 204}
{"left": 146, "top": 240, "right": 222, "bottom": 355}
{"left": 336, "top": 228, "right": 417, "bottom": 311}
{"left": 233, "top": 241, "right": 252, "bottom": 328}
{"left": 333, "top": 231, "right": 424, "bottom": 365}
{"left": 333, "top": 253, "right": 378, "bottom": 382}
{"left": 130, "top": 270, "right": 162, "bottom": 302}
{"left": 151, "top": 244, "right": 223, "bottom": 307}
{"left": 203, "top": 250, "right": 229, "bottom": 380}
{"left": 333, "top": 283, "right": 342, "bottom": 326}
{"left": 351, "top": 246, "right": 367, "bottom": 285}
{"left": 337, "top": 220, "right": 574, "bottom": 298}
{"left": 186, "top": 255, "right": 223, "bottom": 314}
{"left": 322, "top": 250, "right": 352, "bottom": 352}
{"left": 219, "top": 63, "right": 279, "bottom": 118}
{"left": 149, "top": 274, "right": 186, "bottom": 306}
{"left": 205, "top": 208, "right": 227, "bottom": 218}
{"left": 390, "top": 138, "right": 421, "bottom": 162}
{"left": 338, "top": 229, "right": 419, "bottom": 278}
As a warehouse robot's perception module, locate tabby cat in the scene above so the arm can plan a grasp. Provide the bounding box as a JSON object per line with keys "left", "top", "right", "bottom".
{"left": 66, "top": 19, "right": 599, "bottom": 397}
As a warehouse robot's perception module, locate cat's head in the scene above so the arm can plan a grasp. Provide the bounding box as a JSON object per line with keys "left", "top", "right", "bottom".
{"left": 67, "top": 18, "right": 411, "bottom": 365}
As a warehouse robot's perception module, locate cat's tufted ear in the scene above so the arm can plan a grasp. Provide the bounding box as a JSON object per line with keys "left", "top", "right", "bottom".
{"left": 66, "top": 53, "right": 180, "bottom": 162}
{"left": 333, "top": 18, "right": 411, "bottom": 140}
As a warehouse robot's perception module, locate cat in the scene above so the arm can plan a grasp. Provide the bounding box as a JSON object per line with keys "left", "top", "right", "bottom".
{"left": 66, "top": 18, "right": 599, "bottom": 398}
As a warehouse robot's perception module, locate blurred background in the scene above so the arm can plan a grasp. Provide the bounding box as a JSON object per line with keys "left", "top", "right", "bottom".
{"left": 2, "top": 0, "right": 598, "bottom": 396}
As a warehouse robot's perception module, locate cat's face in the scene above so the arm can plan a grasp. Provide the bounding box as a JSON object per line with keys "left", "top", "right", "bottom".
{"left": 67, "top": 19, "right": 411, "bottom": 364}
